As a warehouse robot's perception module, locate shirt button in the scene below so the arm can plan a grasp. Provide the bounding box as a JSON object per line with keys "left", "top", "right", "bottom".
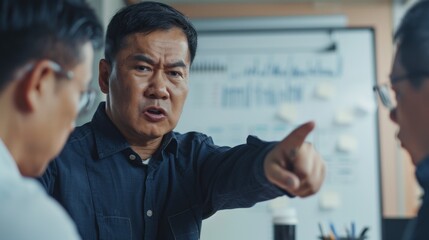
{"left": 129, "top": 154, "right": 136, "bottom": 161}
{"left": 146, "top": 210, "right": 153, "bottom": 217}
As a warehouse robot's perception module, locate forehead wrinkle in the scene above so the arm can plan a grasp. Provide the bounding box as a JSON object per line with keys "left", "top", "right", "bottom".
{"left": 128, "top": 53, "right": 187, "bottom": 69}
{"left": 121, "top": 31, "right": 190, "bottom": 68}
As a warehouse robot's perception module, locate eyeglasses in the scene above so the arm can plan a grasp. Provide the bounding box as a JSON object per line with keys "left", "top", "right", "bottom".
{"left": 374, "top": 72, "right": 429, "bottom": 110}
{"left": 373, "top": 72, "right": 414, "bottom": 111}
{"left": 77, "top": 88, "right": 96, "bottom": 114}
{"left": 48, "top": 61, "right": 74, "bottom": 80}
{"left": 373, "top": 73, "right": 411, "bottom": 111}
{"left": 48, "top": 61, "right": 96, "bottom": 114}
{"left": 372, "top": 72, "right": 414, "bottom": 111}
{"left": 373, "top": 83, "right": 396, "bottom": 110}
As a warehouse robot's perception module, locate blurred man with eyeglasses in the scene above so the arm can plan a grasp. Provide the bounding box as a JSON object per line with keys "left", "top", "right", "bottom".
{"left": 374, "top": 1, "right": 429, "bottom": 239}
{"left": 0, "top": 0, "right": 102, "bottom": 239}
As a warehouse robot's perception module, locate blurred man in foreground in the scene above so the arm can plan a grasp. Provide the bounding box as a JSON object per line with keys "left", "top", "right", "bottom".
{"left": 374, "top": 1, "right": 429, "bottom": 239}
{"left": 0, "top": 0, "right": 102, "bottom": 239}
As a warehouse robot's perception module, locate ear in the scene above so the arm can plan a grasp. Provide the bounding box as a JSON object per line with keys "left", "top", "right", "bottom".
{"left": 99, "top": 59, "right": 111, "bottom": 94}
{"left": 15, "top": 61, "right": 56, "bottom": 112}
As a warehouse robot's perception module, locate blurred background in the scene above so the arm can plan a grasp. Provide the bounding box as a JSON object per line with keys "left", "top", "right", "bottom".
{"left": 80, "top": 0, "right": 419, "bottom": 239}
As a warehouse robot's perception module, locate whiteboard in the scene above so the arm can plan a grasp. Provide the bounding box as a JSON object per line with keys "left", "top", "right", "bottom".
{"left": 175, "top": 28, "right": 382, "bottom": 240}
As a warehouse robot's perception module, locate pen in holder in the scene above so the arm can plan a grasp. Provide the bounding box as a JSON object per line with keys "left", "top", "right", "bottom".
{"left": 318, "top": 237, "right": 366, "bottom": 240}
{"left": 318, "top": 222, "right": 369, "bottom": 240}
{"left": 318, "top": 235, "right": 367, "bottom": 240}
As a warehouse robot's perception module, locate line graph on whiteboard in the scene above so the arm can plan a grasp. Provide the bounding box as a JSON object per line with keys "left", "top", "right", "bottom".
{"left": 188, "top": 52, "right": 343, "bottom": 108}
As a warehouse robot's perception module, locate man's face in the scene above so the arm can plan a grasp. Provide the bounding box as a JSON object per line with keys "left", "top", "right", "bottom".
{"left": 21, "top": 42, "right": 94, "bottom": 176}
{"left": 389, "top": 50, "right": 429, "bottom": 164}
{"left": 101, "top": 28, "right": 190, "bottom": 144}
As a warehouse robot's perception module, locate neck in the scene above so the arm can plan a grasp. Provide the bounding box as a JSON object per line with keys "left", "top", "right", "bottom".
{"left": 104, "top": 102, "right": 163, "bottom": 159}
{"left": 0, "top": 87, "right": 25, "bottom": 167}
{"left": 130, "top": 138, "right": 162, "bottom": 159}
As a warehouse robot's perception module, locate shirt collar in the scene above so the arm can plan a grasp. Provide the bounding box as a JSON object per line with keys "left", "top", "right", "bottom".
{"left": 161, "top": 132, "right": 179, "bottom": 158}
{"left": 91, "top": 103, "right": 130, "bottom": 160}
{"left": 91, "top": 102, "right": 179, "bottom": 160}
{"left": 0, "top": 138, "right": 21, "bottom": 179}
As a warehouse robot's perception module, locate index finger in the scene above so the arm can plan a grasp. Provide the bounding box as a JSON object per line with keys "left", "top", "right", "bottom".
{"left": 278, "top": 121, "right": 315, "bottom": 159}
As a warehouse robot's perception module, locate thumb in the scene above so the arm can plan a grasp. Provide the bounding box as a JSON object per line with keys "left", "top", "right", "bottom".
{"left": 275, "top": 166, "right": 301, "bottom": 192}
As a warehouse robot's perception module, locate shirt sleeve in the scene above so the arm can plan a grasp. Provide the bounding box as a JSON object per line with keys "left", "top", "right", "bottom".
{"left": 409, "top": 157, "right": 429, "bottom": 240}
{"left": 195, "top": 134, "right": 288, "bottom": 217}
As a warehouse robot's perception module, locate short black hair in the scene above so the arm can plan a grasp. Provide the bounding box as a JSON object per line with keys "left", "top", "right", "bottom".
{"left": 0, "top": 0, "right": 103, "bottom": 91}
{"left": 394, "top": 0, "right": 429, "bottom": 87}
{"left": 104, "top": 1, "right": 197, "bottom": 65}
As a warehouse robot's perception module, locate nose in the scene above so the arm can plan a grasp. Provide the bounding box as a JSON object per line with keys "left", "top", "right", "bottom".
{"left": 144, "top": 72, "right": 169, "bottom": 100}
{"left": 389, "top": 108, "right": 398, "bottom": 123}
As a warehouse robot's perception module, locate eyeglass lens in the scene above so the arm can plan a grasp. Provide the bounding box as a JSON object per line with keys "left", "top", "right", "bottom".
{"left": 374, "top": 84, "right": 396, "bottom": 110}
{"left": 78, "top": 90, "right": 96, "bottom": 114}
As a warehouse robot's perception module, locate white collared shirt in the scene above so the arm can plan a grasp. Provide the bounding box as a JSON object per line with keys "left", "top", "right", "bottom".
{"left": 0, "top": 139, "right": 81, "bottom": 240}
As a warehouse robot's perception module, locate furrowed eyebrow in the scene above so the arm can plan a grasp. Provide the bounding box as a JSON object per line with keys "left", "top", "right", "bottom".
{"left": 165, "top": 61, "right": 187, "bottom": 69}
{"left": 132, "top": 54, "right": 155, "bottom": 65}
{"left": 131, "top": 54, "right": 188, "bottom": 69}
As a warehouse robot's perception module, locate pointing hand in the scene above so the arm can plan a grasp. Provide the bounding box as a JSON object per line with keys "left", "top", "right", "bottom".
{"left": 264, "top": 121, "right": 326, "bottom": 197}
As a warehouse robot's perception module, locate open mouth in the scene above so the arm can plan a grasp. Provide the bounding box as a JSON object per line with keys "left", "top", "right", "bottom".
{"left": 144, "top": 106, "right": 166, "bottom": 121}
{"left": 147, "top": 108, "right": 163, "bottom": 115}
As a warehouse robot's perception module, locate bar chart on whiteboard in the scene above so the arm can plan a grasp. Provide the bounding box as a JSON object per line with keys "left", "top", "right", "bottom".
{"left": 175, "top": 28, "right": 382, "bottom": 240}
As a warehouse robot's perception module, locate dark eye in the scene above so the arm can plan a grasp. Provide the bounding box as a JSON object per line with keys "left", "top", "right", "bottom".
{"left": 135, "top": 65, "right": 151, "bottom": 72}
{"left": 168, "top": 71, "right": 183, "bottom": 78}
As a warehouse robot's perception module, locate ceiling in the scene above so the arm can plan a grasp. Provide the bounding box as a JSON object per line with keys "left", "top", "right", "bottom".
{"left": 125, "top": 0, "right": 396, "bottom": 4}
{"left": 186, "top": 0, "right": 389, "bottom": 2}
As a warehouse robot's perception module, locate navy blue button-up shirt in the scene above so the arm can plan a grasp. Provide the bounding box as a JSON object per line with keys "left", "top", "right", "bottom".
{"left": 39, "top": 102, "right": 286, "bottom": 240}
{"left": 410, "top": 156, "right": 429, "bottom": 240}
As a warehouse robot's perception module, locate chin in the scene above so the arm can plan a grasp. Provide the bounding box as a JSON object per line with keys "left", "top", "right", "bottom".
{"left": 400, "top": 145, "right": 419, "bottom": 165}
{"left": 19, "top": 164, "right": 47, "bottom": 177}
{"left": 143, "top": 126, "right": 172, "bottom": 138}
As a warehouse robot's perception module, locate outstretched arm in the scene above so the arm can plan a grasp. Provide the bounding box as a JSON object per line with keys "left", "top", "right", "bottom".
{"left": 264, "top": 121, "right": 325, "bottom": 197}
